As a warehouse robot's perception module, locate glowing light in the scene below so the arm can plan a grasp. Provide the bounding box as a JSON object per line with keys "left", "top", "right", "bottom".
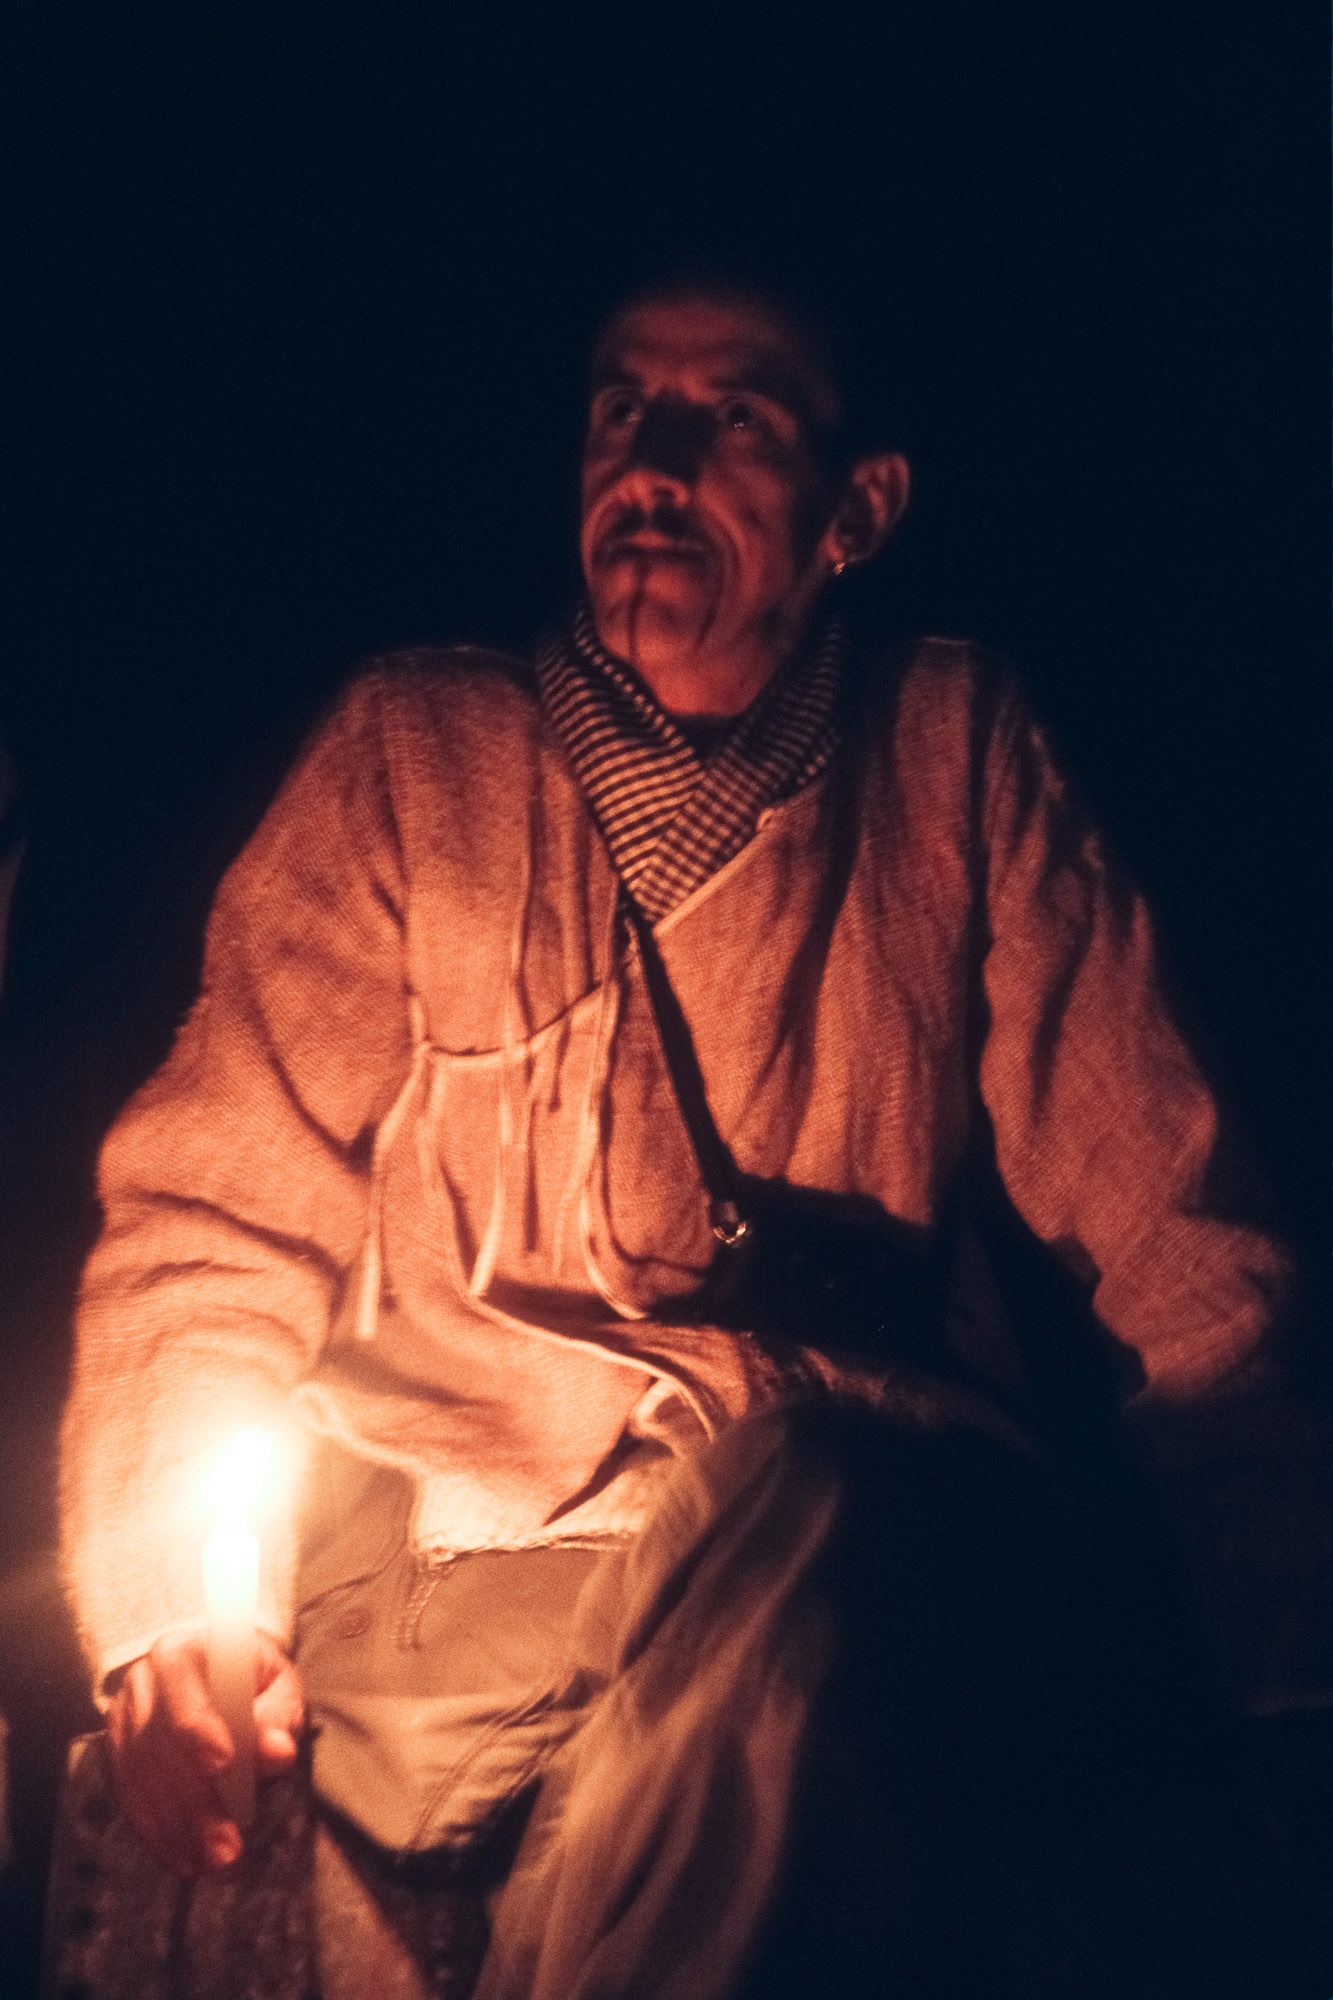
{"left": 201, "top": 1428, "right": 271, "bottom": 1833}
{"left": 201, "top": 1426, "right": 272, "bottom": 1519}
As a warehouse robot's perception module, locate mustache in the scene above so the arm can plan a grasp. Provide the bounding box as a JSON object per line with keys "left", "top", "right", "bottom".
{"left": 593, "top": 500, "right": 712, "bottom": 562}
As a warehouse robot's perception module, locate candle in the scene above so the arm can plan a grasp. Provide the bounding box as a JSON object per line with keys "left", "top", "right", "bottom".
{"left": 200, "top": 1428, "right": 270, "bottom": 1831}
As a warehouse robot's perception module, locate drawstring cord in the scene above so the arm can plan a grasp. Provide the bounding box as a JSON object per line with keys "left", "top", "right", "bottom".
{"left": 551, "top": 889, "right": 621, "bottom": 1279}
{"left": 361, "top": 831, "right": 644, "bottom": 1341}
{"left": 355, "top": 992, "right": 431, "bottom": 1342}
{"left": 366, "top": 807, "right": 538, "bottom": 1329}
{"left": 466, "top": 827, "right": 534, "bottom": 1300}
{"left": 575, "top": 896, "right": 651, "bottom": 1321}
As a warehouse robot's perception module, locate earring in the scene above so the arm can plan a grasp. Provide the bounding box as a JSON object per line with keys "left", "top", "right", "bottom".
{"left": 831, "top": 557, "right": 849, "bottom": 578}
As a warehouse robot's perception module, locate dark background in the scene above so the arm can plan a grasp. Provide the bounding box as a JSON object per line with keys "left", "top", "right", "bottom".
{"left": 1, "top": 2, "right": 1326, "bottom": 1989}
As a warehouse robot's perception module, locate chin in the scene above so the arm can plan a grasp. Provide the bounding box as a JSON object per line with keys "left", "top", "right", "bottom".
{"left": 590, "top": 577, "right": 714, "bottom": 672}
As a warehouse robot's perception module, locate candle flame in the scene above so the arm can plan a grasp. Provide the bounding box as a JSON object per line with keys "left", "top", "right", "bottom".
{"left": 201, "top": 1427, "right": 272, "bottom": 1520}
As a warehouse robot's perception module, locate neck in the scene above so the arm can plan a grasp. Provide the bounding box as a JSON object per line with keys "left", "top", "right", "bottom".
{"left": 598, "top": 552, "right": 832, "bottom": 718}
{"left": 610, "top": 589, "right": 829, "bottom": 720}
{"left": 629, "top": 644, "right": 779, "bottom": 719}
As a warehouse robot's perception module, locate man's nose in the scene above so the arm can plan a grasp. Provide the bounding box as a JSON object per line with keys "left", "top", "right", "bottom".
{"left": 627, "top": 398, "right": 714, "bottom": 487}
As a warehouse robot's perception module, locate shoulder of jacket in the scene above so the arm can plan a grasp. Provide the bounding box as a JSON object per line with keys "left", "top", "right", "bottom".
{"left": 849, "top": 633, "right": 1024, "bottom": 748}
{"left": 889, "top": 634, "right": 1016, "bottom": 700}
{"left": 349, "top": 644, "right": 538, "bottom": 718}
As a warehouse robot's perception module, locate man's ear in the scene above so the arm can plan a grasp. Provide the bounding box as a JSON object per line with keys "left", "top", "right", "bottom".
{"left": 820, "top": 453, "right": 911, "bottom": 573}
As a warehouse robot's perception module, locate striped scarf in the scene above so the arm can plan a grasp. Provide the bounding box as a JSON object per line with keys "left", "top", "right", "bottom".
{"left": 536, "top": 603, "right": 844, "bottom": 921}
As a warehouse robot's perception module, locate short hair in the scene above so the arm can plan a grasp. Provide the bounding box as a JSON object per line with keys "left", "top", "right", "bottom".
{"left": 588, "top": 263, "right": 890, "bottom": 476}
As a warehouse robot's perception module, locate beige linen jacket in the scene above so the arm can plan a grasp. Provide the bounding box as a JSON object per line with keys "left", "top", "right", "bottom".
{"left": 60, "top": 638, "right": 1290, "bottom": 1695}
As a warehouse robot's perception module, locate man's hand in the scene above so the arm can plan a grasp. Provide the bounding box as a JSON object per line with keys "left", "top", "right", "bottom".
{"left": 105, "top": 1629, "right": 303, "bottom": 1874}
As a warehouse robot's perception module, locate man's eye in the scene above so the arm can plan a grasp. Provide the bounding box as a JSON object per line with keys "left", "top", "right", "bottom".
{"left": 602, "top": 395, "right": 641, "bottom": 427}
{"left": 722, "top": 400, "right": 757, "bottom": 431}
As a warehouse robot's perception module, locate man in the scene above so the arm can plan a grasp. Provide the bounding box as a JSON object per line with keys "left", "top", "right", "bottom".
{"left": 61, "top": 279, "right": 1304, "bottom": 1996}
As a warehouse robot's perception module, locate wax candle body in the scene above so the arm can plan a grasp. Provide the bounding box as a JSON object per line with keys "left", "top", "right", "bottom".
{"left": 203, "top": 1512, "right": 258, "bottom": 1828}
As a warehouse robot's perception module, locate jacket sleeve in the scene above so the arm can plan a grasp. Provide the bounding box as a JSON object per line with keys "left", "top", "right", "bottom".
{"left": 976, "top": 675, "right": 1292, "bottom": 1400}
{"left": 974, "top": 678, "right": 1331, "bottom": 1710}
{"left": 60, "top": 674, "right": 412, "bottom": 1694}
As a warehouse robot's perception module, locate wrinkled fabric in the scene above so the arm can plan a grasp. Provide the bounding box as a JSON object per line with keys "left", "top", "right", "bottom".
{"left": 294, "top": 1440, "right": 611, "bottom": 1855}
{"left": 473, "top": 1410, "right": 842, "bottom": 2000}
{"left": 61, "top": 638, "right": 1293, "bottom": 1696}
{"left": 473, "top": 1408, "right": 1264, "bottom": 2000}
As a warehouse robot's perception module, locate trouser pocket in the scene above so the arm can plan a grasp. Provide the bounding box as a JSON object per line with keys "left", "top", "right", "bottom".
{"left": 294, "top": 1437, "right": 606, "bottom": 1856}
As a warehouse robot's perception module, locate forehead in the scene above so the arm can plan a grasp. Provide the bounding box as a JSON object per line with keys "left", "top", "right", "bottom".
{"left": 592, "top": 296, "right": 838, "bottom": 427}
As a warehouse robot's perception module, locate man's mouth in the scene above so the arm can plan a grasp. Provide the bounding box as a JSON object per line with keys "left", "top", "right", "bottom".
{"left": 593, "top": 505, "right": 712, "bottom": 571}
{"left": 598, "top": 532, "right": 709, "bottom": 566}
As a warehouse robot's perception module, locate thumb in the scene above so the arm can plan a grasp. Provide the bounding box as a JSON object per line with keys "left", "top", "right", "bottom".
{"left": 256, "top": 1722, "right": 299, "bottom": 1769}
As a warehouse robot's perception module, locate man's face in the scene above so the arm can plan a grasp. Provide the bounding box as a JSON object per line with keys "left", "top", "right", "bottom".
{"left": 580, "top": 294, "right": 838, "bottom": 713}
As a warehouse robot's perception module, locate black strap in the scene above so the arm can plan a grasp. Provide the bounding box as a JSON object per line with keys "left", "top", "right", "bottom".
{"left": 618, "top": 887, "right": 749, "bottom": 1240}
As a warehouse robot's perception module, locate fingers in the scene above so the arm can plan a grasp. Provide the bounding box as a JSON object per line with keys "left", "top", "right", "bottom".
{"left": 152, "top": 1637, "right": 235, "bottom": 1770}
{"left": 105, "top": 1633, "right": 302, "bottom": 1874}
{"left": 108, "top": 1652, "right": 238, "bottom": 1874}
{"left": 254, "top": 1632, "right": 305, "bottom": 1771}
